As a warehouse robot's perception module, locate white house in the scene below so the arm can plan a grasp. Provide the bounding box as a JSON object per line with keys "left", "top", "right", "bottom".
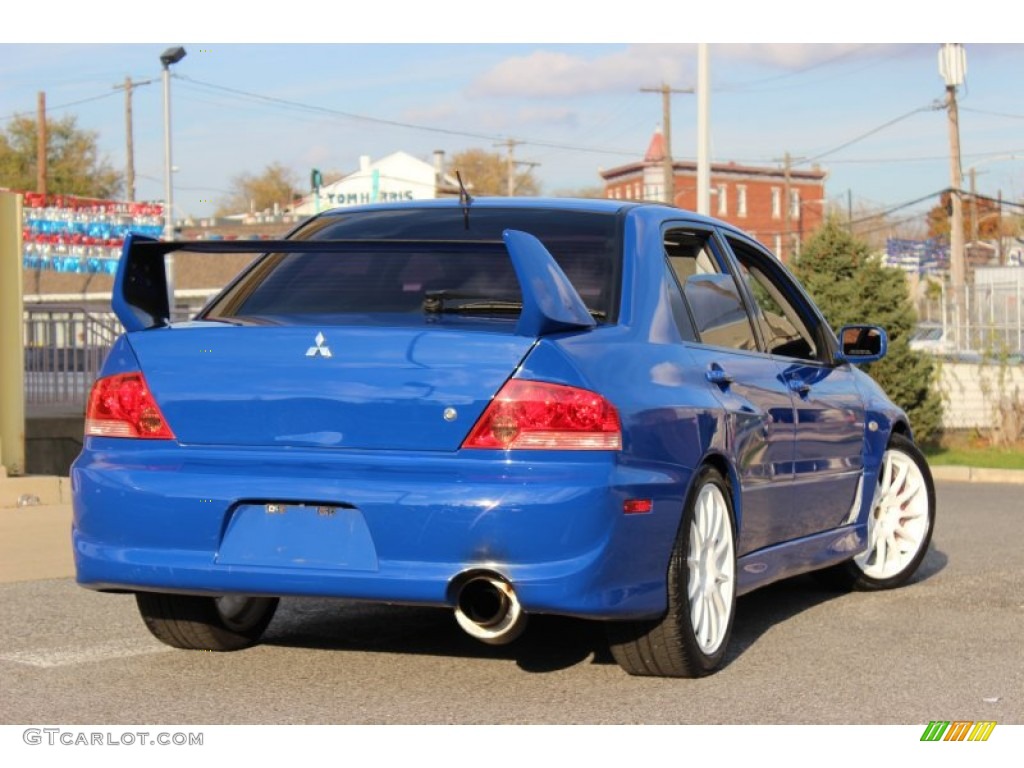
{"left": 292, "top": 150, "right": 458, "bottom": 216}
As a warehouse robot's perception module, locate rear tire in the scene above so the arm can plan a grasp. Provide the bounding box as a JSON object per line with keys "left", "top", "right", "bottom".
{"left": 607, "top": 465, "right": 737, "bottom": 677}
{"left": 136, "top": 593, "right": 279, "bottom": 651}
{"left": 816, "top": 433, "right": 935, "bottom": 591}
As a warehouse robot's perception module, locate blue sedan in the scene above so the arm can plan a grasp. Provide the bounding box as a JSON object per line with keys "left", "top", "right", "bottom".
{"left": 71, "top": 198, "right": 935, "bottom": 677}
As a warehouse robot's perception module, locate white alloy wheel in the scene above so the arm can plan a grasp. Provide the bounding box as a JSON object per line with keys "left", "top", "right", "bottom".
{"left": 606, "top": 465, "right": 737, "bottom": 677}
{"left": 687, "top": 482, "right": 736, "bottom": 655}
{"left": 855, "top": 446, "right": 932, "bottom": 580}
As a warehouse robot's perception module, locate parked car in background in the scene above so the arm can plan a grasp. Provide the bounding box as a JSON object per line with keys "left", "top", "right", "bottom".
{"left": 909, "top": 322, "right": 957, "bottom": 355}
{"left": 72, "top": 198, "right": 936, "bottom": 677}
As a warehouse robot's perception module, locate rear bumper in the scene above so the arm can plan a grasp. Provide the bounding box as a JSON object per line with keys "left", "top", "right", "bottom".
{"left": 72, "top": 439, "right": 690, "bottom": 619}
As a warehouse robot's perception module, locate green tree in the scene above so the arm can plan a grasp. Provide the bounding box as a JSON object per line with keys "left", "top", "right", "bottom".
{"left": 0, "top": 114, "right": 122, "bottom": 198}
{"left": 447, "top": 148, "right": 540, "bottom": 197}
{"left": 793, "top": 217, "right": 943, "bottom": 445}
{"left": 216, "top": 162, "right": 301, "bottom": 216}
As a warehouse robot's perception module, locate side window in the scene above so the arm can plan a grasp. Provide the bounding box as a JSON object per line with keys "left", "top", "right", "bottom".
{"left": 725, "top": 236, "right": 819, "bottom": 361}
{"left": 663, "top": 228, "right": 759, "bottom": 352}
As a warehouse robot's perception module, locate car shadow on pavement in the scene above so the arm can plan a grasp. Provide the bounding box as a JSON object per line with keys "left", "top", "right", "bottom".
{"left": 260, "top": 544, "right": 948, "bottom": 676}
{"left": 723, "top": 544, "right": 948, "bottom": 668}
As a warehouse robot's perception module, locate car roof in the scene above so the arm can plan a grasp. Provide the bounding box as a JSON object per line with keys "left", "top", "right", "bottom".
{"left": 314, "top": 196, "right": 735, "bottom": 233}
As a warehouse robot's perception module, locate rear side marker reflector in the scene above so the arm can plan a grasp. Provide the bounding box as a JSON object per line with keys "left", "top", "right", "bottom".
{"left": 623, "top": 499, "right": 653, "bottom": 514}
{"left": 85, "top": 372, "right": 175, "bottom": 439}
{"left": 462, "top": 380, "right": 621, "bottom": 451}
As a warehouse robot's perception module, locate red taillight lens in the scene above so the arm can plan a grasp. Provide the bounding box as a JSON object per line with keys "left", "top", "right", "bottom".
{"left": 462, "top": 380, "right": 621, "bottom": 451}
{"left": 84, "top": 372, "right": 175, "bottom": 439}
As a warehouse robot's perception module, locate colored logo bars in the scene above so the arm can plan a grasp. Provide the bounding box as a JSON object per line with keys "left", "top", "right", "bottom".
{"left": 920, "top": 720, "right": 997, "bottom": 742}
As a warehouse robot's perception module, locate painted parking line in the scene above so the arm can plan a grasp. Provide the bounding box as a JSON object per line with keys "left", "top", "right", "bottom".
{"left": 0, "top": 637, "right": 173, "bottom": 668}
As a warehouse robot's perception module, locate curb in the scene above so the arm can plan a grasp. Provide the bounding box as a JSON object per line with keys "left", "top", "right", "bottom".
{"left": 0, "top": 475, "right": 70, "bottom": 508}
{"left": 929, "top": 465, "right": 1024, "bottom": 485}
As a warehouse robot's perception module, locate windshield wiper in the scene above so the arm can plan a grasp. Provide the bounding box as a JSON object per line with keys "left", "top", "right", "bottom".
{"left": 423, "top": 290, "right": 522, "bottom": 314}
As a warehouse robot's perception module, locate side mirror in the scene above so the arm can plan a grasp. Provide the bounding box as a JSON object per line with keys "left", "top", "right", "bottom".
{"left": 836, "top": 325, "right": 887, "bottom": 364}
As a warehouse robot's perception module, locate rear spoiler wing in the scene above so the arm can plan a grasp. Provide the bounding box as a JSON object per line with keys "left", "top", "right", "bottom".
{"left": 113, "top": 230, "right": 596, "bottom": 337}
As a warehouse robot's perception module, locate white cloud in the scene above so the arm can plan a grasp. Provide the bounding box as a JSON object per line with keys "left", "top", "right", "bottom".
{"left": 467, "top": 45, "right": 697, "bottom": 99}
{"left": 464, "top": 44, "right": 915, "bottom": 100}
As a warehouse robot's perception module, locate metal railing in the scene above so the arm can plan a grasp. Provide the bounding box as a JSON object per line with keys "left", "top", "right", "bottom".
{"left": 919, "top": 275, "right": 1024, "bottom": 359}
{"left": 23, "top": 304, "right": 122, "bottom": 409}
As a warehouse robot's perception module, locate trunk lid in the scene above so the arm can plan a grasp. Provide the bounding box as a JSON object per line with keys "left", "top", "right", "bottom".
{"left": 129, "top": 322, "right": 535, "bottom": 451}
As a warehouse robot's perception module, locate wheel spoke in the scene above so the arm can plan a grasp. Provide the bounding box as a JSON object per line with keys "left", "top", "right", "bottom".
{"left": 873, "top": 526, "right": 888, "bottom": 570}
{"left": 879, "top": 455, "right": 894, "bottom": 496}
{"left": 688, "top": 557, "right": 701, "bottom": 601}
{"left": 894, "top": 525, "right": 920, "bottom": 550}
{"left": 704, "top": 596, "right": 718, "bottom": 648}
{"left": 691, "top": 591, "right": 705, "bottom": 638}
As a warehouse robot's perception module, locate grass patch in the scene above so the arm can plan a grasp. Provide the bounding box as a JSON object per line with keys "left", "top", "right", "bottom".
{"left": 924, "top": 431, "right": 1024, "bottom": 470}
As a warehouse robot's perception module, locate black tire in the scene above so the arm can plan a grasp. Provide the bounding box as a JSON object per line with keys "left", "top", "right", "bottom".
{"left": 606, "top": 465, "right": 737, "bottom": 677}
{"left": 135, "top": 593, "right": 279, "bottom": 651}
{"left": 815, "top": 433, "right": 936, "bottom": 592}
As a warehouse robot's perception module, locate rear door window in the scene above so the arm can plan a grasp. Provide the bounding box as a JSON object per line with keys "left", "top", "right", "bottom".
{"left": 663, "top": 227, "right": 759, "bottom": 351}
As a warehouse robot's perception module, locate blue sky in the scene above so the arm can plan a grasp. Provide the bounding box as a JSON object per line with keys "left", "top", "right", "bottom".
{"left": 2, "top": 4, "right": 1022, "bottom": 224}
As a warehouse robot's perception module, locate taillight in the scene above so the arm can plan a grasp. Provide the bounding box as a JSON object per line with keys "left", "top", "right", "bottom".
{"left": 84, "top": 372, "right": 175, "bottom": 439}
{"left": 462, "top": 380, "right": 621, "bottom": 451}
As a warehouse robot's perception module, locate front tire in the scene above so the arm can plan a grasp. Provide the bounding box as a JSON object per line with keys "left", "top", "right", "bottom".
{"left": 820, "top": 433, "right": 935, "bottom": 591}
{"left": 607, "top": 465, "right": 737, "bottom": 677}
{"left": 136, "top": 593, "right": 279, "bottom": 651}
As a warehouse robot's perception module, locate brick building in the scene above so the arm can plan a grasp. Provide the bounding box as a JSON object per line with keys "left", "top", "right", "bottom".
{"left": 600, "top": 128, "right": 828, "bottom": 262}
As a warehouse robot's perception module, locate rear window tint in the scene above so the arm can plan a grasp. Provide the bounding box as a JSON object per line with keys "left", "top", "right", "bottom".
{"left": 204, "top": 207, "right": 621, "bottom": 323}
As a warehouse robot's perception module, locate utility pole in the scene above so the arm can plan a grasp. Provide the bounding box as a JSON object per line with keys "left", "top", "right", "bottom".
{"left": 114, "top": 77, "right": 155, "bottom": 204}
{"left": 123, "top": 77, "right": 136, "bottom": 201}
{"left": 940, "top": 43, "right": 967, "bottom": 350}
{"left": 696, "top": 43, "right": 711, "bottom": 215}
{"left": 641, "top": 83, "right": 693, "bottom": 206}
{"left": 783, "top": 152, "right": 792, "bottom": 263}
{"left": 496, "top": 139, "right": 537, "bottom": 197}
{"left": 969, "top": 167, "right": 979, "bottom": 243}
{"left": 997, "top": 189, "right": 1003, "bottom": 265}
{"left": 121, "top": 77, "right": 136, "bottom": 201}
{"left": 36, "top": 92, "right": 46, "bottom": 196}
{"left": 502, "top": 139, "right": 522, "bottom": 196}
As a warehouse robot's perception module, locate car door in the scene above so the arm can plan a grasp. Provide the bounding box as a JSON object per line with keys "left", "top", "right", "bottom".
{"left": 662, "top": 225, "right": 797, "bottom": 557}
{"left": 720, "top": 233, "right": 865, "bottom": 542}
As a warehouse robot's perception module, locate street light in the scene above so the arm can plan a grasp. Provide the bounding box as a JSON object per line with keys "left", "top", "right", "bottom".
{"left": 161, "top": 45, "right": 186, "bottom": 307}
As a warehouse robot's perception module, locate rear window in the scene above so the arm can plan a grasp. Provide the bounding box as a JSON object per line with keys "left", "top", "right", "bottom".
{"left": 203, "top": 207, "right": 621, "bottom": 324}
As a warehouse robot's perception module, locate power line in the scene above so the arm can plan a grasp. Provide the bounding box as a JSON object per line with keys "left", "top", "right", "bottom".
{"left": 845, "top": 189, "right": 949, "bottom": 226}
{"left": 962, "top": 107, "right": 1024, "bottom": 120}
{"left": 798, "top": 102, "right": 943, "bottom": 166}
{"left": 0, "top": 90, "right": 120, "bottom": 123}
{"left": 174, "top": 75, "right": 638, "bottom": 159}
{"left": 719, "top": 46, "right": 867, "bottom": 90}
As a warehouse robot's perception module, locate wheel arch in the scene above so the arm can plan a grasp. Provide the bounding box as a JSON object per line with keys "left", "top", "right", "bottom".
{"left": 690, "top": 450, "right": 743, "bottom": 536}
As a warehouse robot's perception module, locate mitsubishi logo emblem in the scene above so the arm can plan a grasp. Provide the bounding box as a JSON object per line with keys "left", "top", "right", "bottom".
{"left": 306, "top": 332, "right": 332, "bottom": 358}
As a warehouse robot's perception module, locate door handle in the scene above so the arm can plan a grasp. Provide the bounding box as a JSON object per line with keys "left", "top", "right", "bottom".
{"left": 787, "top": 379, "right": 811, "bottom": 396}
{"left": 705, "top": 366, "right": 734, "bottom": 387}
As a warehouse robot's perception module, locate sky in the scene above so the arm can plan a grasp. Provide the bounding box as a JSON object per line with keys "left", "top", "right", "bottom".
{"left": 2, "top": 3, "right": 1023, "bottom": 227}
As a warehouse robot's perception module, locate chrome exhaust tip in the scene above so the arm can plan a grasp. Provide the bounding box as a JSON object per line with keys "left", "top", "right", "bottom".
{"left": 453, "top": 574, "right": 527, "bottom": 646}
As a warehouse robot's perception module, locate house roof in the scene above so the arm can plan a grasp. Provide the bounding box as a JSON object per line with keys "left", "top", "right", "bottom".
{"left": 603, "top": 127, "right": 828, "bottom": 184}
{"left": 644, "top": 127, "right": 667, "bottom": 163}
